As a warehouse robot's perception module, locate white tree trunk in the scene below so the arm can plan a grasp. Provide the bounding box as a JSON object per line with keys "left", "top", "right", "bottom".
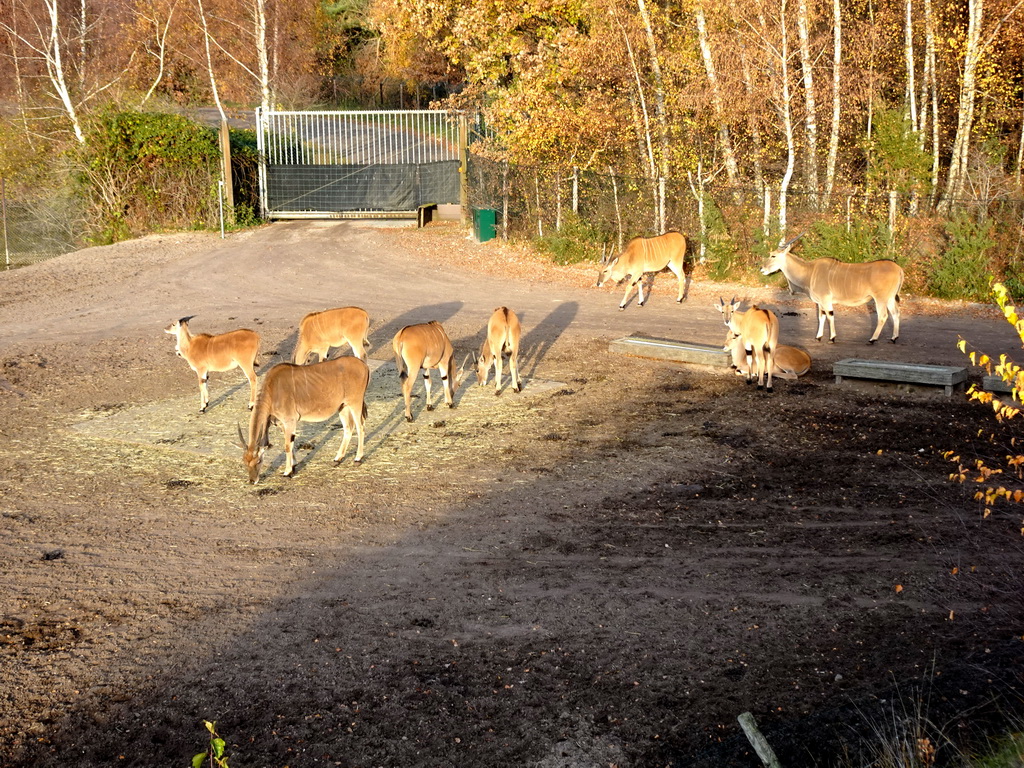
{"left": 904, "top": 0, "right": 917, "bottom": 127}
{"left": 194, "top": 0, "right": 227, "bottom": 122}
{"left": 636, "top": 0, "right": 670, "bottom": 195}
{"left": 824, "top": 0, "right": 842, "bottom": 203}
{"left": 44, "top": 0, "right": 84, "bottom": 143}
{"left": 942, "top": 0, "right": 983, "bottom": 207}
{"left": 924, "top": 0, "right": 940, "bottom": 196}
{"left": 796, "top": 0, "right": 819, "bottom": 199}
{"left": 778, "top": 0, "right": 796, "bottom": 234}
{"left": 254, "top": 0, "right": 271, "bottom": 112}
{"left": 695, "top": 1, "right": 739, "bottom": 186}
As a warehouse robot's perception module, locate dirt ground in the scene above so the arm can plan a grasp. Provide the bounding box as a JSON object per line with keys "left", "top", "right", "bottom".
{"left": 1, "top": 220, "right": 1024, "bottom": 768}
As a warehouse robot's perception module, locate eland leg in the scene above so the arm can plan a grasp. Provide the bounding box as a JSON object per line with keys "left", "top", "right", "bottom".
{"left": 422, "top": 370, "right": 434, "bottom": 411}
{"left": 282, "top": 427, "right": 296, "bottom": 476}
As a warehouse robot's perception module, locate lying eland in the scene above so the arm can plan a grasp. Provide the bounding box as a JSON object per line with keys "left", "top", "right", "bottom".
{"left": 761, "top": 236, "right": 904, "bottom": 344}
{"left": 476, "top": 306, "right": 522, "bottom": 394}
{"left": 596, "top": 231, "right": 691, "bottom": 309}
{"left": 238, "top": 356, "right": 369, "bottom": 484}
{"left": 164, "top": 316, "right": 260, "bottom": 413}
{"left": 294, "top": 306, "right": 370, "bottom": 364}
{"left": 717, "top": 297, "right": 780, "bottom": 392}
{"left": 725, "top": 332, "right": 810, "bottom": 380}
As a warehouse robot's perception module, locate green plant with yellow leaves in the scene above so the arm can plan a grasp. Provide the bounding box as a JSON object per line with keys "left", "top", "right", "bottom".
{"left": 946, "top": 282, "right": 1024, "bottom": 523}
{"left": 191, "top": 720, "right": 230, "bottom": 768}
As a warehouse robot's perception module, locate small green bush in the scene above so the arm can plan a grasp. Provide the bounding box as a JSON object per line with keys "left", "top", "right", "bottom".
{"left": 535, "top": 214, "right": 604, "bottom": 265}
{"left": 699, "top": 194, "right": 739, "bottom": 281}
{"left": 77, "top": 108, "right": 221, "bottom": 243}
{"left": 928, "top": 211, "right": 994, "bottom": 301}
{"left": 804, "top": 218, "right": 896, "bottom": 264}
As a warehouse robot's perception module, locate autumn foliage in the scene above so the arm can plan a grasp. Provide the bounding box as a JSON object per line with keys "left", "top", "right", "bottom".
{"left": 947, "top": 283, "right": 1024, "bottom": 525}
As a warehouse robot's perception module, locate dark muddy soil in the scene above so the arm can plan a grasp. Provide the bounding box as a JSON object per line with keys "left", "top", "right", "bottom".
{"left": 1, "top": 220, "right": 1023, "bottom": 768}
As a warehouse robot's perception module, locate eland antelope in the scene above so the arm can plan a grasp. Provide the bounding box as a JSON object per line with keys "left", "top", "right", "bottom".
{"left": 726, "top": 332, "right": 810, "bottom": 380}
{"left": 596, "top": 231, "right": 691, "bottom": 309}
{"left": 293, "top": 306, "right": 370, "bottom": 364}
{"left": 164, "top": 316, "right": 260, "bottom": 413}
{"left": 392, "top": 321, "right": 469, "bottom": 421}
{"left": 717, "top": 298, "right": 780, "bottom": 392}
{"left": 476, "top": 306, "right": 522, "bottom": 394}
{"left": 761, "top": 236, "right": 904, "bottom": 344}
{"left": 238, "top": 356, "right": 369, "bottom": 484}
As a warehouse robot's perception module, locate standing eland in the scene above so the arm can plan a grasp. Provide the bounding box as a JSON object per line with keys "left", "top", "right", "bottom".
{"left": 392, "top": 321, "right": 469, "bottom": 421}
{"left": 164, "top": 316, "right": 260, "bottom": 413}
{"left": 238, "top": 356, "right": 369, "bottom": 484}
{"left": 761, "top": 236, "right": 904, "bottom": 344}
{"left": 476, "top": 306, "right": 522, "bottom": 394}
{"left": 717, "top": 298, "right": 780, "bottom": 392}
{"left": 596, "top": 231, "right": 691, "bottom": 309}
{"left": 293, "top": 306, "right": 370, "bottom": 364}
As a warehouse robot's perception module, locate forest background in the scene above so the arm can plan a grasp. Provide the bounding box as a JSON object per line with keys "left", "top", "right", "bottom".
{"left": 2, "top": 0, "right": 1024, "bottom": 302}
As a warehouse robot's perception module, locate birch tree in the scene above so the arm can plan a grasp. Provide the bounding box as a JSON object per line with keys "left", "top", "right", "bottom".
{"left": 795, "top": 0, "right": 819, "bottom": 200}
{"left": 823, "top": 0, "right": 841, "bottom": 203}
{"left": 695, "top": 0, "right": 739, "bottom": 186}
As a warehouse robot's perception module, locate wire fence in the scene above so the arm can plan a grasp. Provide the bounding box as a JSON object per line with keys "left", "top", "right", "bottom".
{"left": 464, "top": 155, "right": 1024, "bottom": 292}
{"left": 0, "top": 179, "right": 81, "bottom": 270}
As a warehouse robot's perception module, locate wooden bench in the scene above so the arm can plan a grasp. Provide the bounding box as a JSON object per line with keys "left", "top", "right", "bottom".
{"left": 609, "top": 337, "right": 731, "bottom": 368}
{"left": 982, "top": 374, "right": 1014, "bottom": 394}
{"left": 833, "top": 358, "right": 968, "bottom": 396}
{"left": 417, "top": 203, "right": 437, "bottom": 227}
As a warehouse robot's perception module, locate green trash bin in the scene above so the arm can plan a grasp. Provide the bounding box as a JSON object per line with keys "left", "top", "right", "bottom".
{"left": 473, "top": 208, "right": 497, "bottom": 243}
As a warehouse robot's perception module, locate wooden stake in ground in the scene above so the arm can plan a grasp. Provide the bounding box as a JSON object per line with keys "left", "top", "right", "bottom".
{"left": 738, "top": 711, "right": 783, "bottom": 768}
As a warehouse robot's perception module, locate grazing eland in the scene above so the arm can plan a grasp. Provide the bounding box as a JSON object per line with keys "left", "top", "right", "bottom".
{"left": 164, "top": 316, "right": 260, "bottom": 413}
{"left": 596, "top": 231, "right": 691, "bottom": 309}
{"left": 717, "top": 297, "right": 780, "bottom": 392}
{"left": 238, "top": 356, "right": 369, "bottom": 484}
{"left": 476, "top": 306, "right": 522, "bottom": 394}
{"left": 761, "top": 235, "right": 904, "bottom": 344}
{"left": 293, "top": 306, "right": 370, "bottom": 364}
{"left": 392, "top": 321, "right": 469, "bottom": 421}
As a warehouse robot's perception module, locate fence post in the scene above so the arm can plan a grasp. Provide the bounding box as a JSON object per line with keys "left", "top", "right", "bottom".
{"left": 659, "top": 176, "right": 667, "bottom": 234}
{"left": 1, "top": 177, "right": 9, "bottom": 269}
{"left": 459, "top": 113, "right": 469, "bottom": 225}
{"left": 609, "top": 166, "right": 623, "bottom": 251}
{"left": 219, "top": 119, "right": 234, "bottom": 224}
{"left": 501, "top": 161, "right": 509, "bottom": 241}
{"left": 572, "top": 166, "right": 579, "bottom": 215}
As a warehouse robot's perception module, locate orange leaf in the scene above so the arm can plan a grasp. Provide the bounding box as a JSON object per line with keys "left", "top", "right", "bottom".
{"left": 894, "top": 584, "right": 903, "bottom": 593}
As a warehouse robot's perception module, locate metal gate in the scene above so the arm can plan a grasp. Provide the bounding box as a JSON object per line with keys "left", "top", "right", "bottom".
{"left": 256, "top": 109, "right": 464, "bottom": 219}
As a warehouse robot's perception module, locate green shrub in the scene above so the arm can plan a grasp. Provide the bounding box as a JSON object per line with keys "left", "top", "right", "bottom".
{"left": 804, "top": 218, "right": 896, "bottom": 264}
{"left": 77, "top": 108, "right": 221, "bottom": 243}
{"left": 699, "top": 194, "right": 739, "bottom": 281}
{"left": 535, "top": 214, "right": 604, "bottom": 265}
{"left": 928, "top": 212, "right": 994, "bottom": 301}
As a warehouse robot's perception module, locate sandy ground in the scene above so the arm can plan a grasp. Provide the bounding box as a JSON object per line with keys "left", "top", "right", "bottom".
{"left": 1, "top": 219, "right": 1023, "bottom": 767}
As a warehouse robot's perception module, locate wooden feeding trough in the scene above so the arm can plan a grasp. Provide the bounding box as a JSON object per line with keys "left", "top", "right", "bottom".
{"left": 833, "top": 358, "right": 968, "bottom": 397}
{"left": 609, "top": 336, "right": 731, "bottom": 368}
